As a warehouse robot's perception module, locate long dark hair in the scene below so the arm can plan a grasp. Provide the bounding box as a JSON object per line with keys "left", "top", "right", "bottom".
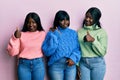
{"left": 22, "top": 12, "right": 44, "bottom": 32}
{"left": 82, "top": 7, "right": 102, "bottom": 28}
{"left": 53, "top": 10, "right": 70, "bottom": 28}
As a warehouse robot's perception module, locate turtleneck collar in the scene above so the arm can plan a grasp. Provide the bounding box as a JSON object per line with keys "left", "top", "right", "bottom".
{"left": 84, "top": 24, "right": 100, "bottom": 30}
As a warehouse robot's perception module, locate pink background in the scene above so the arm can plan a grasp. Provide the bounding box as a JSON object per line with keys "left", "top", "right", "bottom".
{"left": 0, "top": 0, "right": 120, "bottom": 80}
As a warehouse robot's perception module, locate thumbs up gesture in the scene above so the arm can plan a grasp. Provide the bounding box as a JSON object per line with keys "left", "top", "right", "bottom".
{"left": 84, "top": 31, "right": 95, "bottom": 42}
{"left": 14, "top": 27, "right": 21, "bottom": 38}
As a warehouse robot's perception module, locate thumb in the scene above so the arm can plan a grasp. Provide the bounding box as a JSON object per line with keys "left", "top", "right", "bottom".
{"left": 16, "top": 27, "right": 21, "bottom": 33}
{"left": 16, "top": 27, "right": 19, "bottom": 31}
{"left": 56, "top": 26, "right": 58, "bottom": 29}
{"left": 15, "top": 27, "right": 21, "bottom": 34}
{"left": 87, "top": 30, "right": 90, "bottom": 35}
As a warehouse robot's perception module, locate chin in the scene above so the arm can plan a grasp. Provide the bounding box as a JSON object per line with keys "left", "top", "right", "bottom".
{"left": 29, "top": 30, "right": 36, "bottom": 32}
{"left": 85, "top": 24, "right": 92, "bottom": 26}
{"left": 62, "top": 27, "right": 67, "bottom": 29}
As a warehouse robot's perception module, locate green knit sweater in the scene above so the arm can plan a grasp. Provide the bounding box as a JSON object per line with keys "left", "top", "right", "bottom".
{"left": 78, "top": 25, "right": 108, "bottom": 57}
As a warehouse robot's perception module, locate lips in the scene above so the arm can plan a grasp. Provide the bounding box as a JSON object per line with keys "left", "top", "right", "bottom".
{"left": 28, "top": 26, "right": 35, "bottom": 31}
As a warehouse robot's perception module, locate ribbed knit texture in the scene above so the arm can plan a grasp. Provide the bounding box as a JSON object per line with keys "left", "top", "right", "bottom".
{"left": 7, "top": 31, "right": 46, "bottom": 59}
{"left": 42, "top": 26, "right": 81, "bottom": 66}
{"left": 78, "top": 25, "right": 108, "bottom": 57}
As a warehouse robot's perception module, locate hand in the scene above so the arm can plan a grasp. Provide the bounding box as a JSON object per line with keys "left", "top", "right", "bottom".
{"left": 14, "top": 27, "right": 21, "bottom": 38}
{"left": 84, "top": 31, "right": 95, "bottom": 42}
{"left": 49, "top": 26, "right": 57, "bottom": 32}
{"left": 66, "top": 59, "right": 74, "bottom": 66}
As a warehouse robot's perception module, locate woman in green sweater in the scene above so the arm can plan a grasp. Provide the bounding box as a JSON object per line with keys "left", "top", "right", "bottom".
{"left": 78, "top": 7, "right": 108, "bottom": 80}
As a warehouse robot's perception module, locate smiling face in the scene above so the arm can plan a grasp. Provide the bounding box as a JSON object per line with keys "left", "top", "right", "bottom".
{"left": 27, "top": 18, "right": 37, "bottom": 32}
{"left": 84, "top": 12, "right": 94, "bottom": 26}
{"left": 59, "top": 19, "right": 69, "bottom": 28}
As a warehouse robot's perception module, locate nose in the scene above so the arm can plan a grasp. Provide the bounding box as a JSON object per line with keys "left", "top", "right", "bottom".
{"left": 28, "top": 22, "right": 34, "bottom": 27}
{"left": 30, "top": 22, "right": 33, "bottom": 26}
{"left": 86, "top": 17, "right": 90, "bottom": 21}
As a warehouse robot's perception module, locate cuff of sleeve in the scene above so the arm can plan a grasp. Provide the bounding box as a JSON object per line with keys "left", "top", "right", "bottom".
{"left": 69, "top": 55, "right": 77, "bottom": 64}
{"left": 11, "top": 34, "right": 19, "bottom": 41}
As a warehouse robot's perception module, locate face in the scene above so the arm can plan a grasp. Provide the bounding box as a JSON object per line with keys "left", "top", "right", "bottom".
{"left": 84, "top": 12, "right": 94, "bottom": 26}
{"left": 59, "top": 19, "right": 69, "bottom": 28}
{"left": 27, "top": 18, "right": 37, "bottom": 32}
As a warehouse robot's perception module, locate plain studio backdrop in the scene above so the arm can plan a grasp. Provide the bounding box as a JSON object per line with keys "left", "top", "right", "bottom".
{"left": 0, "top": 0, "right": 120, "bottom": 80}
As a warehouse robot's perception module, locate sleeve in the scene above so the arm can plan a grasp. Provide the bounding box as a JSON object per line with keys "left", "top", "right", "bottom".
{"left": 7, "top": 34, "right": 20, "bottom": 56}
{"left": 69, "top": 32, "right": 81, "bottom": 64}
{"left": 92, "top": 30, "right": 108, "bottom": 56}
{"left": 42, "top": 30, "right": 60, "bottom": 57}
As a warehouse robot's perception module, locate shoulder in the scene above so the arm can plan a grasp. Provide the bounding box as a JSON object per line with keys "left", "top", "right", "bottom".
{"left": 98, "top": 28, "right": 107, "bottom": 35}
{"left": 39, "top": 31, "right": 46, "bottom": 39}
{"left": 78, "top": 27, "right": 84, "bottom": 31}
{"left": 95, "top": 28, "right": 108, "bottom": 39}
{"left": 99, "top": 28, "right": 106, "bottom": 32}
{"left": 77, "top": 28, "right": 85, "bottom": 33}
{"left": 40, "top": 31, "right": 46, "bottom": 35}
{"left": 68, "top": 28, "right": 77, "bottom": 34}
{"left": 45, "top": 30, "right": 60, "bottom": 38}
{"left": 66, "top": 28, "right": 78, "bottom": 38}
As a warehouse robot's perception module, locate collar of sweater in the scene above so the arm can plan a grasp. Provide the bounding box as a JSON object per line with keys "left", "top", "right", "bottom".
{"left": 84, "top": 24, "right": 100, "bottom": 30}
{"left": 57, "top": 26, "right": 68, "bottom": 31}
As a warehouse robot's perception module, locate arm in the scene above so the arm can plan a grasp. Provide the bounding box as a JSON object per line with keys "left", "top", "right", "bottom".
{"left": 7, "top": 35, "right": 20, "bottom": 56}
{"left": 69, "top": 33, "right": 81, "bottom": 64}
{"left": 92, "top": 30, "right": 108, "bottom": 56}
{"left": 42, "top": 30, "right": 60, "bottom": 56}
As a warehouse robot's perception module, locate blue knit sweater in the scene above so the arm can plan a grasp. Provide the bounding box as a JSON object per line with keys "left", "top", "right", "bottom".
{"left": 42, "top": 26, "right": 81, "bottom": 66}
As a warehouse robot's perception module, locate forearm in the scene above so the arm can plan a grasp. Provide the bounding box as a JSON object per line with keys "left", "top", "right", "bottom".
{"left": 7, "top": 35, "right": 20, "bottom": 56}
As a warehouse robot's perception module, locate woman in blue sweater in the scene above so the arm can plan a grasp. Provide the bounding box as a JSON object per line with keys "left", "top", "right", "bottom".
{"left": 42, "top": 10, "right": 81, "bottom": 80}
